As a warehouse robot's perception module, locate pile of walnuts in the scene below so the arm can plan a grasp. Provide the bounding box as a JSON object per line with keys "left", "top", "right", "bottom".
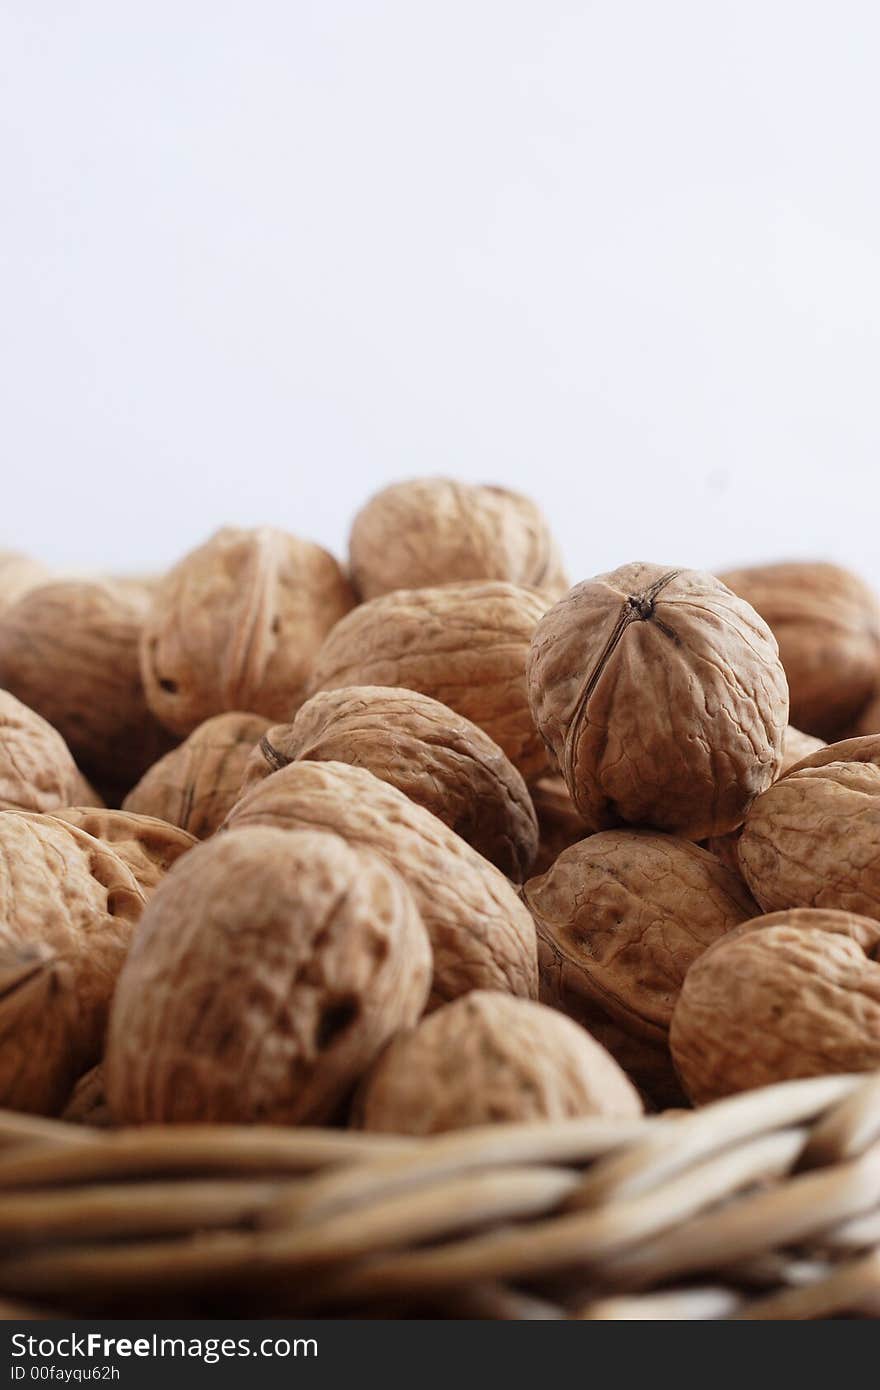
{"left": 1, "top": 477, "right": 880, "bottom": 1136}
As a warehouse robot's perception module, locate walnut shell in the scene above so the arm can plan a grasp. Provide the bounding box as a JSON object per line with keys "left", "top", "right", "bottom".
{"left": 852, "top": 691, "right": 880, "bottom": 737}
{"left": 242, "top": 687, "right": 538, "bottom": 880}
{"left": 0, "top": 580, "right": 175, "bottom": 799}
{"left": 0, "top": 811, "right": 145, "bottom": 1114}
{"left": 105, "top": 827, "right": 432, "bottom": 1125}
{"left": 123, "top": 711, "right": 271, "bottom": 838}
{"left": 527, "top": 563, "right": 789, "bottom": 839}
{"left": 355, "top": 990, "right": 642, "bottom": 1134}
{"left": 0, "top": 551, "right": 52, "bottom": 613}
{"left": 225, "top": 760, "right": 538, "bottom": 1004}
{"left": 737, "top": 736, "right": 880, "bottom": 920}
{"left": 525, "top": 830, "right": 758, "bottom": 1099}
{"left": 310, "top": 581, "right": 549, "bottom": 779}
{"left": 528, "top": 774, "right": 590, "bottom": 876}
{"left": 140, "top": 527, "right": 355, "bottom": 737}
{"left": 670, "top": 908, "right": 880, "bottom": 1101}
{"left": 62, "top": 1064, "right": 111, "bottom": 1128}
{"left": 0, "top": 690, "right": 102, "bottom": 813}
{"left": 49, "top": 809, "right": 196, "bottom": 896}
{"left": 349, "top": 478, "right": 568, "bottom": 601}
{"left": 718, "top": 562, "right": 880, "bottom": 740}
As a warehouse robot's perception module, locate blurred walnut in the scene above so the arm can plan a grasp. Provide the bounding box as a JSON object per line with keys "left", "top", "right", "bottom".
{"left": 349, "top": 478, "right": 568, "bottom": 601}
{"left": 718, "top": 562, "right": 880, "bottom": 740}
{"left": 225, "top": 760, "right": 538, "bottom": 1004}
{"left": 738, "top": 735, "right": 880, "bottom": 921}
{"left": 670, "top": 908, "right": 880, "bottom": 1101}
{"left": 124, "top": 711, "right": 270, "bottom": 838}
{"left": 0, "top": 811, "right": 145, "bottom": 1114}
{"left": 0, "top": 551, "right": 51, "bottom": 614}
{"left": 0, "top": 579, "right": 175, "bottom": 800}
{"left": 528, "top": 775, "right": 589, "bottom": 876}
{"left": 524, "top": 830, "right": 758, "bottom": 1103}
{"left": 528, "top": 563, "right": 788, "bottom": 839}
{"left": 852, "top": 691, "right": 880, "bottom": 737}
{"left": 310, "top": 581, "right": 549, "bottom": 779}
{"left": 61, "top": 1064, "right": 111, "bottom": 1128}
{"left": 242, "top": 687, "right": 538, "bottom": 880}
{"left": 140, "top": 527, "right": 355, "bottom": 737}
{"left": 356, "top": 990, "right": 641, "bottom": 1134}
{"left": 0, "top": 690, "right": 101, "bottom": 813}
{"left": 50, "top": 808, "right": 196, "bottom": 895}
{"left": 106, "top": 827, "right": 431, "bottom": 1125}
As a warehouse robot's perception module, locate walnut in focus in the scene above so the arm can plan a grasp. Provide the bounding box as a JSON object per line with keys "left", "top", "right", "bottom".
{"left": 670, "top": 908, "right": 880, "bottom": 1101}
{"left": 242, "top": 687, "right": 538, "bottom": 880}
{"left": 349, "top": 478, "right": 568, "bottom": 601}
{"left": 123, "top": 711, "right": 271, "bottom": 838}
{"left": 310, "top": 581, "right": 550, "bottom": 779}
{"left": 105, "top": 827, "right": 432, "bottom": 1125}
{"left": 140, "top": 527, "right": 355, "bottom": 737}
{"left": 356, "top": 990, "right": 642, "bottom": 1134}
{"left": 0, "top": 690, "right": 101, "bottom": 813}
{"left": 528, "top": 563, "right": 789, "bottom": 839}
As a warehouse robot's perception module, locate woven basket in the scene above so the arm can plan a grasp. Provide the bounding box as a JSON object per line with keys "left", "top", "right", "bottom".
{"left": 0, "top": 1073, "right": 878, "bottom": 1320}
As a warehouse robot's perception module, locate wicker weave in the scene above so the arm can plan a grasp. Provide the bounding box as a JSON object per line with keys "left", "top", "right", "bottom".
{"left": 0, "top": 1073, "right": 878, "bottom": 1319}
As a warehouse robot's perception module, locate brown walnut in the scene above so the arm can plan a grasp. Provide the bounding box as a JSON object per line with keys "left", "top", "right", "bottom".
{"left": 348, "top": 477, "right": 568, "bottom": 601}
{"left": 706, "top": 724, "right": 825, "bottom": 873}
{"left": 49, "top": 808, "right": 196, "bottom": 896}
{"left": 310, "top": 581, "right": 550, "bottom": 779}
{"left": 241, "top": 686, "right": 538, "bottom": 880}
{"left": 105, "top": 827, "right": 432, "bottom": 1125}
{"left": 670, "top": 908, "right": 880, "bottom": 1102}
{"left": 527, "top": 562, "right": 789, "bottom": 839}
{"left": 528, "top": 774, "right": 590, "bottom": 876}
{"left": 718, "top": 561, "right": 880, "bottom": 740}
{"left": 123, "top": 711, "right": 271, "bottom": 838}
{"left": 0, "top": 690, "right": 101, "bottom": 813}
{"left": 61, "top": 1064, "right": 111, "bottom": 1128}
{"left": 225, "top": 760, "right": 538, "bottom": 1004}
{"left": 140, "top": 527, "right": 355, "bottom": 737}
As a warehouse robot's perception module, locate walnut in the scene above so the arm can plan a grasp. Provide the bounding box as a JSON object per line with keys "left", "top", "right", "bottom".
{"left": 0, "top": 690, "right": 101, "bottom": 813}
{"left": 852, "top": 691, "right": 880, "bottom": 737}
{"left": 225, "top": 760, "right": 538, "bottom": 1004}
{"left": 49, "top": 808, "right": 196, "bottom": 895}
{"left": 61, "top": 1064, "right": 111, "bottom": 1128}
{"left": 0, "top": 811, "right": 145, "bottom": 1114}
{"left": 527, "top": 563, "right": 789, "bottom": 839}
{"left": 524, "top": 830, "right": 758, "bottom": 1103}
{"left": 310, "top": 581, "right": 550, "bottom": 779}
{"left": 0, "top": 551, "right": 51, "bottom": 613}
{"left": 355, "top": 990, "right": 642, "bottom": 1134}
{"left": 718, "top": 562, "right": 880, "bottom": 740}
{"left": 140, "top": 527, "right": 355, "bottom": 737}
{"left": 349, "top": 478, "right": 568, "bottom": 601}
{"left": 0, "top": 579, "right": 175, "bottom": 800}
{"left": 123, "top": 711, "right": 271, "bottom": 838}
{"left": 105, "top": 826, "right": 432, "bottom": 1125}
{"left": 670, "top": 908, "right": 880, "bottom": 1101}
{"left": 528, "top": 774, "right": 589, "bottom": 875}
{"left": 737, "top": 735, "right": 880, "bottom": 920}
{"left": 241, "top": 687, "right": 538, "bottom": 880}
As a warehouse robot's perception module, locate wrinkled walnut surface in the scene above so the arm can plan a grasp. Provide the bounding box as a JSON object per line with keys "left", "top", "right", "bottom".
{"left": 106, "top": 827, "right": 431, "bottom": 1125}
{"left": 50, "top": 808, "right": 196, "bottom": 896}
{"left": 356, "top": 990, "right": 642, "bottom": 1134}
{"left": 349, "top": 478, "right": 568, "bottom": 601}
{"left": 243, "top": 686, "right": 538, "bottom": 880}
{"left": 718, "top": 562, "right": 880, "bottom": 740}
{"left": 141, "top": 527, "right": 355, "bottom": 737}
{"left": 670, "top": 908, "right": 880, "bottom": 1101}
{"left": 123, "top": 711, "right": 271, "bottom": 838}
{"left": 0, "top": 690, "right": 101, "bottom": 814}
{"left": 527, "top": 562, "right": 789, "bottom": 839}
{"left": 225, "top": 760, "right": 538, "bottom": 1004}
{"left": 310, "top": 581, "right": 549, "bottom": 779}
{"left": 0, "top": 811, "right": 145, "bottom": 1114}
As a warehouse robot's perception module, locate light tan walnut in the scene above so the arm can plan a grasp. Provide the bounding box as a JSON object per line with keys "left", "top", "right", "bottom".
{"left": 123, "top": 711, "right": 271, "bottom": 838}
{"left": 524, "top": 830, "right": 758, "bottom": 1103}
{"left": 528, "top": 774, "right": 590, "bottom": 876}
{"left": 355, "top": 990, "right": 642, "bottom": 1134}
{"left": 0, "top": 811, "right": 145, "bottom": 1114}
{"left": 528, "top": 562, "right": 789, "bottom": 839}
{"left": 0, "top": 691, "right": 101, "bottom": 813}
{"left": 0, "top": 580, "right": 175, "bottom": 800}
{"left": 140, "top": 527, "right": 355, "bottom": 737}
{"left": 670, "top": 908, "right": 880, "bottom": 1101}
{"left": 50, "top": 809, "right": 196, "bottom": 896}
{"left": 105, "top": 827, "right": 432, "bottom": 1125}
{"left": 718, "top": 561, "right": 880, "bottom": 740}
{"left": 349, "top": 478, "right": 568, "bottom": 601}
{"left": 242, "top": 687, "right": 538, "bottom": 881}
{"left": 310, "top": 581, "right": 550, "bottom": 780}
{"left": 225, "top": 760, "right": 538, "bottom": 1004}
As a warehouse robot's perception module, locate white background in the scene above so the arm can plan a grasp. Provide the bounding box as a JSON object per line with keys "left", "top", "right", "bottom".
{"left": 1, "top": 3, "right": 879, "bottom": 587}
